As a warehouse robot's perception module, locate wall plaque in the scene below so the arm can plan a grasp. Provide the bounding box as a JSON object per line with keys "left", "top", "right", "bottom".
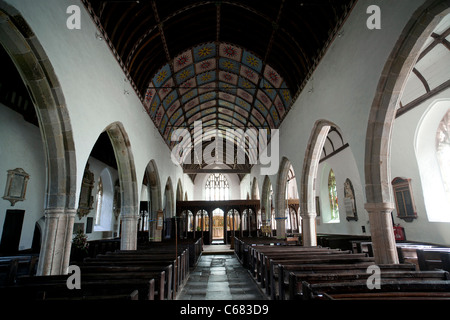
{"left": 2, "top": 168, "right": 30, "bottom": 206}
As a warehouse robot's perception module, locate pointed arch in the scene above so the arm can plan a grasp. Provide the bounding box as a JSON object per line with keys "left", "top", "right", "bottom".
{"left": 261, "top": 175, "right": 273, "bottom": 229}
{"left": 251, "top": 177, "right": 260, "bottom": 200}
{"left": 164, "top": 177, "right": 175, "bottom": 218}
{"left": 300, "top": 120, "right": 335, "bottom": 246}
{"left": 104, "top": 122, "right": 138, "bottom": 250}
{"left": 275, "top": 157, "right": 292, "bottom": 238}
{"left": 0, "top": 3, "right": 76, "bottom": 275}
{"left": 143, "top": 160, "right": 162, "bottom": 242}
{"left": 144, "top": 160, "right": 162, "bottom": 214}
{"left": 365, "top": 0, "right": 450, "bottom": 264}
{"left": 176, "top": 178, "right": 183, "bottom": 202}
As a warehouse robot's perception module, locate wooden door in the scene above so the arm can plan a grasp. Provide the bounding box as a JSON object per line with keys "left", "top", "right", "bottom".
{"left": 0, "top": 210, "right": 25, "bottom": 254}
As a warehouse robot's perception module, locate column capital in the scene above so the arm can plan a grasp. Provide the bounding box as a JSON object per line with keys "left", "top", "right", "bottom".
{"left": 300, "top": 211, "right": 317, "bottom": 219}
{"left": 364, "top": 202, "right": 395, "bottom": 213}
{"left": 44, "top": 208, "right": 77, "bottom": 217}
{"left": 121, "top": 214, "right": 139, "bottom": 221}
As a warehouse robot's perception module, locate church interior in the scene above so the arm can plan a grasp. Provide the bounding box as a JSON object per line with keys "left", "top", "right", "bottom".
{"left": 0, "top": 0, "right": 450, "bottom": 304}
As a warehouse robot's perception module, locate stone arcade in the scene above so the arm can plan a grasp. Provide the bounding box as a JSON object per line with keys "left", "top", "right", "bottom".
{"left": 0, "top": 0, "right": 449, "bottom": 303}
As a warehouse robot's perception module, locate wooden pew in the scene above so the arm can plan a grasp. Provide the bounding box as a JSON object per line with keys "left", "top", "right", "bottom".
{"left": 98, "top": 248, "right": 189, "bottom": 295}
{"left": 81, "top": 257, "right": 177, "bottom": 300}
{"left": 248, "top": 246, "right": 341, "bottom": 282}
{"left": 1, "top": 275, "right": 156, "bottom": 300}
{"left": 265, "top": 253, "right": 374, "bottom": 299}
{"left": 287, "top": 267, "right": 448, "bottom": 300}
{"left": 0, "top": 255, "right": 39, "bottom": 285}
{"left": 79, "top": 268, "right": 169, "bottom": 300}
{"left": 303, "top": 279, "right": 450, "bottom": 300}
{"left": 416, "top": 248, "right": 450, "bottom": 272}
{"left": 246, "top": 244, "right": 373, "bottom": 299}
{"left": 317, "top": 234, "right": 371, "bottom": 251}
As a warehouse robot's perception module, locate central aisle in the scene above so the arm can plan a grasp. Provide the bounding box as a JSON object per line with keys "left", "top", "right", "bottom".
{"left": 177, "top": 254, "right": 266, "bottom": 300}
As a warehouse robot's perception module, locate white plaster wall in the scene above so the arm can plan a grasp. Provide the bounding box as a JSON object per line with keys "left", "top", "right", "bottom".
{"left": 276, "top": 0, "right": 426, "bottom": 204}
{"left": 4, "top": 0, "right": 190, "bottom": 212}
{"left": 79, "top": 156, "right": 119, "bottom": 241}
{"left": 0, "top": 103, "right": 45, "bottom": 250}
{"left": 315, "top": 148, "right": 369, "bottom": 236}
{"left": 391, "top": 89, "right": 450, "bottom": 245}
{"left": 192, "top": 164, "right": 241, "bottom": 200}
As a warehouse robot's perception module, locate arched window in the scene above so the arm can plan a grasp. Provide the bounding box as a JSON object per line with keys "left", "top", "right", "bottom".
{"left": 95, "top": 177, "right": 103, "bottom": 225}
{"left": 205, "top": 173, "right": 229, "bottom": 200}
{"left": 328, "top": 169, "right": 339, "bottom": 221}
{"left": 436, "top": 110, "right": 450, "bottom": 196}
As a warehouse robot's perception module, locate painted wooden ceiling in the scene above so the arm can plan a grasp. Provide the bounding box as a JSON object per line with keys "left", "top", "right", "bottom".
{"left": 82, "top": 0, "right": 356, "bottom": 175}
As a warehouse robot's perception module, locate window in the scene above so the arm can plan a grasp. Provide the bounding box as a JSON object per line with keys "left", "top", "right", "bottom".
{"left": 95, "top": 177, "right": 103, "bottom": 225}
{"left": 205, "top": 173, "right": 229, "bottom": 200}
{"left": 392, "top": 177, "right": 417, "bottom": 222}
{"left": 415, "top": 102, "right": 450, "bottom": 222}
{"left": 328, "top": 169, "right": 339, "bottom": 221}
{"left": 436, "top": 110, "right": 450, "bottom": 197}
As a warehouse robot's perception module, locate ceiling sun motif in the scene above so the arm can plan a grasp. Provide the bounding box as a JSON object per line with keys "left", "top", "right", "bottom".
{"left": 144, "top": 42, "right": 292, "bottom": 146}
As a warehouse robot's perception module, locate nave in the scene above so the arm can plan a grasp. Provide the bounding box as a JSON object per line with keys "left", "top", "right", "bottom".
{"left": 177, "top": 251, "right": 266, "bottom": 300}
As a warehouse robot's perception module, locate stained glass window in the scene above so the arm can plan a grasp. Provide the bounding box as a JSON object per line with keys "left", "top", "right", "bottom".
{"left": 95, "top": 177, "right": 103, "bottom": 225}
{"left": 436, "top": 110, "right": 450, "bottom": 196}
{"left": 205, "top": 173, "right": 229, "bottom": 201}
{"left": 328, "top": 169, "right": 339, "bottom": 221}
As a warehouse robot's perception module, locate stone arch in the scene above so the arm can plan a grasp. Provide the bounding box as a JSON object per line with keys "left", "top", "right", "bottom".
{"left": 176, "top": 178, "right": 183, "bottom": 202}
{"left": 143, "top": 159, "right": 162, "bottom": 242}
{"left": 104, "top": 122, "right": 138, "bottom": 250}
{"left": 274, "top": 157, "right": 292, "bottom": 238}
{"left": 164, "top": 177, "right": 175, "bottom": 218}
{"left": 300, "top": 120, "right": 335, "bottom": 246}
{"left": 251, "top": 177, "right": 260, "bottom": 200}
{"left": 365, "top": 0, "right": 450, "bottom": 264}
{"left": 261, "top": 175, "right": 273, "bottom": 229}
{"left": 0, "top": 4, "right": 76, "bottom": 275}
{"left": 145, "top": 160, "right": 162, "bottom": 213}
{"left": 163, "top": 177, "right": 175, "bottom": 239}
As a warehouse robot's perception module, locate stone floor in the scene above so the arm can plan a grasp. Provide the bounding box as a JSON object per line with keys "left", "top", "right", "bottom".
{"left": 177, "top": 254, "right": 267, "bottom": 300}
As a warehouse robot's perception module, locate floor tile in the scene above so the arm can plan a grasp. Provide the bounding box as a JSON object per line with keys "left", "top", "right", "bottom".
{"left": 177, "top": 253, "right": 266, "bottom": 301}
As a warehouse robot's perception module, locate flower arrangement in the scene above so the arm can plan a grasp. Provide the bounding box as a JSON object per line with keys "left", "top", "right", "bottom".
{"left": 72, "top": 229, "right": 89, "bottom": 253}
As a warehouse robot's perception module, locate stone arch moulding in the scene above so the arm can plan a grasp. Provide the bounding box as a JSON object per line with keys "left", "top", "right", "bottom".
{"left": 300, "top": 120, "right": 335, "bottom": 246}
{"left": 164, "top": 176, "right": 175, "bottom": 218}
{"left": 176, "top": 178, "right": 183, "bottom": 202}
{"left": 144, "top": 159, "right": 162, "bottom": 242}
{"left": 364, "top": 0, "right": 450, "bottom": 264}
{"left": 260, "top": 175, "right": 273, "bottom": 229}
{"left": 145, "top": 159, "right": 162, "bottom": 212}
{"left": 104, "top": 122, "right": 139, "bottom": 250}
{"left": 0, "top": 3, "right": 77, "bottom": 276}
{"left": 251, "top": 176, "right": 260, "bottom": 200}
{"left": 274, "top": 157, "right": 292, "bottom": 239}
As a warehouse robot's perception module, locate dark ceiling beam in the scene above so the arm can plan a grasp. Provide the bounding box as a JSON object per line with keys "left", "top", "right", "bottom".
{"left": 417, "top": 28, "right": 450, "bottom": 62}
{"left": 412, "top": 68, "right": 431, "bottom": 93}
{"left": 396, "top": 79, "right": 450, "bottom": 118}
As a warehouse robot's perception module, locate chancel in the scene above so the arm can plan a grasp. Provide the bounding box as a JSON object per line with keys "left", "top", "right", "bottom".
{"left": 0, "top": 0, "right": 450, "bottom": 303}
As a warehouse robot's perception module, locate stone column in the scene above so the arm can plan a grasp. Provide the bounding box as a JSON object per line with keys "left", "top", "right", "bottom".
{"left": 37, "top": 208, "right": 76, "bottom": 275}
{"left": 300, "top": 203, "right": 317, "bottom": 246}
{"left": 275, "top": 215, "right": 286, "bottom": 239}
{"left": 120, "top": 214, "right": 138, "bottom": 250}
{"left": 239, "top": 211, "right": 244, "bottom": 238}
{"left": 365, "top": 203, "right": 399, "bottom": 264}
{"left": 223, "top": 210, "right": 227, "bottom": 244}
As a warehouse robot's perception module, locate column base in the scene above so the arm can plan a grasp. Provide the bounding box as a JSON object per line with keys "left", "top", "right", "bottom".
{"left": 37, "top": 208, "right": 76, "bottom": 275}
{"left": 365, "top": 202, "right": 399, "bottom": 264}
